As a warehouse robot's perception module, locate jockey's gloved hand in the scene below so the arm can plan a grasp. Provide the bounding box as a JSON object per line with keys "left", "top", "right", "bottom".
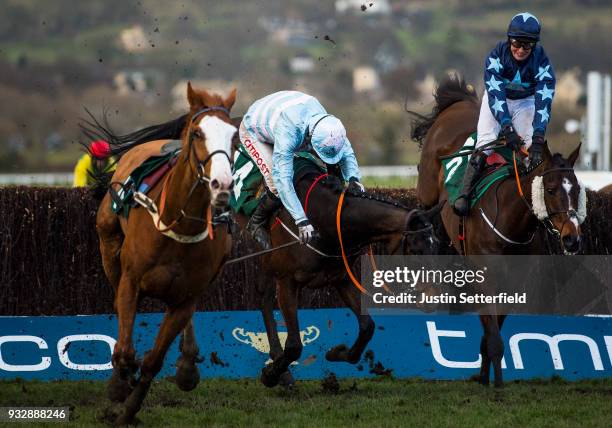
{"left": 530, "top": 136, "right": 545, "bottom": 165}
{"left": 296, "top": 220, "right": 316, "bottom": 244}
{"left": 501, "top": 124, "right": 522, "bottom": 152}
{"left": 347, "top": 177, "right": 365, "bottom": 194}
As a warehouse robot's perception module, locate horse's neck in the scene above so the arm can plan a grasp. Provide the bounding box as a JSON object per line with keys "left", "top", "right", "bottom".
{"left": 501, "top": 161, "right": 550, "bottom": 233}
{"left": 160, "top": 150, "right": 210, "bottom": 233}
{"left": 337, "top": 195, "right": 408, "bottom": 247}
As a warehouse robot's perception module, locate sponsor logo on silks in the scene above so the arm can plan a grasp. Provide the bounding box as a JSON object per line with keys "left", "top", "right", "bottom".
{"left": 232, "top": 326, "right": 320, "bottom": 364}
{"left": 243, "top": 139, "right": 271, "bottom": 175}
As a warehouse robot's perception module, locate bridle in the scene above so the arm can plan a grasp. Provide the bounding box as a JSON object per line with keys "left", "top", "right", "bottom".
{"left": 136, "top": 105, "right": 236, "bottom": 241}
{"left": 186, "top": 106, "right": 234, "bottom": 185}
{"left": 530, "top": 166, "right": 583, "bottom": 239}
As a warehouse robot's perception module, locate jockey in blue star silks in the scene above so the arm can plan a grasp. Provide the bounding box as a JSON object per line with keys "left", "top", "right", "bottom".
{"left": 239, "top": 91, "right": 364, "bottom": 249}
{"left": 454, "top": 12, "right": 556, "bottom": 216}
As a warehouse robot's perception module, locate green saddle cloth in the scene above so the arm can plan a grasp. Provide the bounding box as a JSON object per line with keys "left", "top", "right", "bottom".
{"left": 442, "top": 133, "right": 515, "bottom": 208}
{"left": 230, "top": 147, "right": 325, "bottom": 216}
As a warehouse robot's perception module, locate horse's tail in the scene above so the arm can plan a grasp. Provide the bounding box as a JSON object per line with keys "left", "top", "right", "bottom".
{"left": 79, "top": 109, "right": 188, "bottom": 197}
{"left": 407, "top": 73, "right": 479, "bottom": 148}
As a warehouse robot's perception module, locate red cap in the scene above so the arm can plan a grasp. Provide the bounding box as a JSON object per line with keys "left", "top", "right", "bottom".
{"left": 90, "top": 140, "right": 111, "bottom": 159}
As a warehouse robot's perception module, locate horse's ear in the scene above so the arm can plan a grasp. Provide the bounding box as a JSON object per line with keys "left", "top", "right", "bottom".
{"left": 187, "top": 81, "right": 202, "bottom": 109}
{"left": 568, "top": 142, "right": 581, "bottom": 167}
{"left": 542, "top": 141, "right": 552, "bottom": 163}
{"left": 224, "top": 88, "right": 237, "bottom": 111}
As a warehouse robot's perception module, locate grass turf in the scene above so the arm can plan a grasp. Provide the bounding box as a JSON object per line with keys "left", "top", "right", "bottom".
{"left": 1, "top": 376, "right": 611, "bottom": 427}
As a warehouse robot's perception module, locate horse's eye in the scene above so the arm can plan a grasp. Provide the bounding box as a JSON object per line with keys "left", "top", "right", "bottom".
{"left": 193, "top": 128, "right": 203, "bottom": 139}
{"left": 546, "top": 188, "right": 555, "bottom": 195}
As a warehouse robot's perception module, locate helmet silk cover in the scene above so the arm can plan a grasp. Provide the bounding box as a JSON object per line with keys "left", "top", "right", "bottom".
{"left": 310, "top": 115, "right": 347, "bottom": 165}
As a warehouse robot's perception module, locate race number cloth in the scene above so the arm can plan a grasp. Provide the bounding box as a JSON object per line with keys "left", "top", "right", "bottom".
{"left": 442, "top": 133, "right": 514, "bottom": 207}
{"left": 230, "top": 148, "right": 325, "bottom": 216}
{"left": 111, "top": 149, "right": 180, "bottom": 218}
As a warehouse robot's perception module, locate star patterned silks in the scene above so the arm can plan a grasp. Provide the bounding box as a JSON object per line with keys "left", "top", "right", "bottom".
{"left": 486, "top": 75, "right": 502, "bottom": 92}
{"left": 487, "top": 57, "right": 503, "bottom": 73}
{"left": 537, "top": 106, "right": 550, "bottom": 123}
{"left": 535, "top": 65, "right": 552, "bottom": 81}
{"left": 536, "top": 84, "right": 555, "bottom": 101}
{"left": 491, "top": 97, "right": 506, "bottom": 114}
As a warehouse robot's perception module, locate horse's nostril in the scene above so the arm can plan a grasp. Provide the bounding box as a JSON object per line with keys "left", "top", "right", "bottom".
{"left": 562, "top": 235, "right": 579, "bottom": 252}
{"left": 210, "top": 179, "right": 220, "bottom": 190}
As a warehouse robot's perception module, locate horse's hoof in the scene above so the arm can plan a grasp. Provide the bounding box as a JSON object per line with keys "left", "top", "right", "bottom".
{"left": 494, "top": 380, "right": 504, "bottom": 388}
{"left": 479, "top": 376, "right": 490, "bottom": 386}
{"left": 175, "top": 361, "right": 200, "bottom": 392}
{"left": 279, "top": 370, "right": 296, "bottom": 388}
{"left": 107, "top": 371, "right": 134, "bottom": 403}
{"left": 325, "top": 344, "right": 350, "bottom": 362}
{"left": 260, "top": 365, "right": 280, "bottom": 388}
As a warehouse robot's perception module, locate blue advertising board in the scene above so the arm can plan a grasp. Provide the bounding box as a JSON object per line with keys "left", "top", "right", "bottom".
{"left": 1, "top": 310, "right": 611, "bottom": 381}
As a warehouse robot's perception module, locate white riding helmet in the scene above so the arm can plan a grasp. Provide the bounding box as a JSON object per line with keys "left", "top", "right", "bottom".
{"left": 309, "top": 115, "right": 347, "bottom": 165}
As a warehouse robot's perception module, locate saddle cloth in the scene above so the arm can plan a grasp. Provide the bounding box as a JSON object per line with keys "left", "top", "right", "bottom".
{"left": 442, "top": 133, "right": 515, "bottom": 208}
{"left": 230, "top": 147, "right": 325, "bottom": 216}
{"left": 111, "top": 140, "right": 181, "bottom": 218}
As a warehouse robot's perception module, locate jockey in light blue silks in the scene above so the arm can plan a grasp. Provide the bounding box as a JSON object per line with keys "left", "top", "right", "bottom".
{"left": 239, "top": 91, "right": 365, "bottom": 249}
{"left": 454, "top": 12, "right": 556, "bottom": 216}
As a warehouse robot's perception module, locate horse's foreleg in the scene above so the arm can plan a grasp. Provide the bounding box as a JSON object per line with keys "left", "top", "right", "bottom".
{"left": 175, "top": 317, "right": 201, "bottom": 392}
{"left": 117, "top": 300, "right": 196, "bottom": 425}
{"left": 479, "top": 314, "right": 504, "bottom": 387}
{"left": 326, "top": 280, "right": 375, "bottom": 364}
{"left": 260, "top": 274, "right": 283, "bottom": 361}
{"left": 108, "top": 275, "right": 139, "bottom": 403}
{"left": 260, "top": 279, "right": 300, "bottom": 388}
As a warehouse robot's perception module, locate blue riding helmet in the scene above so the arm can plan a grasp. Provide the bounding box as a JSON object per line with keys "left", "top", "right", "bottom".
{"left": 309, "top": 115, "right": 347, "bottom": 164}
{"left": 507, "top": 12, "right": 541, "bottom": 42}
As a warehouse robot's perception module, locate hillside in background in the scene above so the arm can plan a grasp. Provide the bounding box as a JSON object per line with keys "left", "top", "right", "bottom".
{"left": 0, "top": 0, "right": 610, "bottom": 171}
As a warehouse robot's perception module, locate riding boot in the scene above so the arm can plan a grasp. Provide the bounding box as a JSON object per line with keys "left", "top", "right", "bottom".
{"left": 453, "top": 151, "right": 487, "bottom": 216}
{"left": 246, "top": 191, "right": 282, "bottom": 250}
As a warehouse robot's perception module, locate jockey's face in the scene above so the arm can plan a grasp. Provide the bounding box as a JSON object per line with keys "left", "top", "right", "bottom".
{"left": 509, "top": 38, "right": 534, "bottom": 62}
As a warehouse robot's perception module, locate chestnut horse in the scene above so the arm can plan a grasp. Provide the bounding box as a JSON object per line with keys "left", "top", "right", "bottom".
{"left": 234, "top": 167, "right": 442, "bottom": 387}
{"left": 410, "top": 74, "right": 585, "bottom": 387}
{"left": 90, "top": 83, "right": 237, "bottom": 424}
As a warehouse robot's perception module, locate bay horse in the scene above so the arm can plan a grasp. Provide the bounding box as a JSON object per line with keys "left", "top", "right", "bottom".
{"left": 409, "top": 74, "right": 585, "bottom": 387}
{"left": 234, "top": 164, "right": 442, "bottom": 388}
{"left": 88, "top": 83, "right": 237, "bottom": 424}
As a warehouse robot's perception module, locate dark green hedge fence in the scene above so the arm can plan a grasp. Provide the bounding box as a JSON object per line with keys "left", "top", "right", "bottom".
{"left": 0, "top": 187, "right": 610, "bottom": 316}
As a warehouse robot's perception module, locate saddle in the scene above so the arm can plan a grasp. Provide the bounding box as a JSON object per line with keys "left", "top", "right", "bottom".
{"left": 110, "top": 140, "right": 182, "bottom": 218}
{"left": 442, "top": 133, "right": 520, "bottom": 207}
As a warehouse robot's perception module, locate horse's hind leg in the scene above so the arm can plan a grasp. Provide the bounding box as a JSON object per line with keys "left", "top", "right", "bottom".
{"left": 479, "top": 314, "right": 504, "bottom": 387}
{"left": 260, "top": 278, "right": 301, "bottom": 388}
{"left": 96, "top": 198, "right": 123, "bottom": 291}
{"left": 117, "top": 300, "right": 196, "bottom": 425}
{"left": 326, "top": 280, "right": 375, "bottom": 364}
{"left": 175, "top": 317, "right": 201, "bottom": 392}
{"left": 108, "top": 275, "right": 140, "bottom": 403}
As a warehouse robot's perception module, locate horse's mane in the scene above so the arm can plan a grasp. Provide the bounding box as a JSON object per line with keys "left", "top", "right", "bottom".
{"left": 408, "top": 73, "right": 479, "bottom": 148}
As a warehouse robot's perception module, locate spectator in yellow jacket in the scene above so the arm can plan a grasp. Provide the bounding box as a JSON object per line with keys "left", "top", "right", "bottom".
{"left": 73, "top": 140, "right": 116, "bottom": 187}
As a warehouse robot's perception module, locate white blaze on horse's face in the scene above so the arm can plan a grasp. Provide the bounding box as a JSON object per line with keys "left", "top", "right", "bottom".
{"left": 199, "top": 115, "right": 237, "bottom": 205}
{"left": 562, "top": 177, "right": 579, "bottom": 228}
